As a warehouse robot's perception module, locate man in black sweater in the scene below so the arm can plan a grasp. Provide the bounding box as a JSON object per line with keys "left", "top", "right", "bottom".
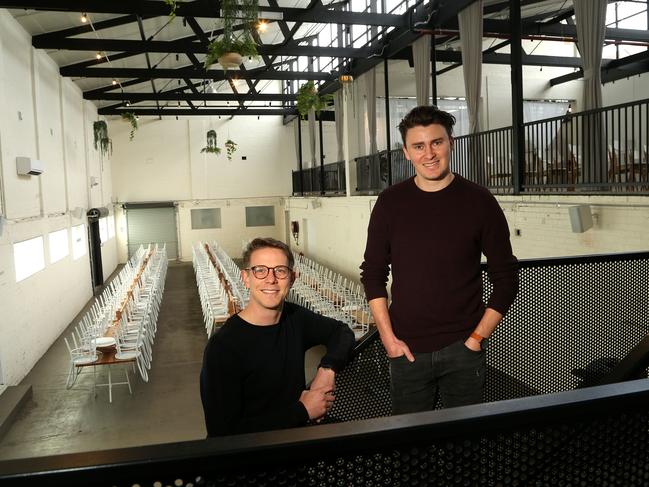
{"left": 200, "top": 237, "right": 355, "bottom": 436}
{"left": 360, "top": 106, "right": 519, "bottom": 414}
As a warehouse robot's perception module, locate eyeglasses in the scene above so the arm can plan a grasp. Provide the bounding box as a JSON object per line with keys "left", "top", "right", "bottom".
{"left": 246, "top": 265, "right": 292, "bottom": 280}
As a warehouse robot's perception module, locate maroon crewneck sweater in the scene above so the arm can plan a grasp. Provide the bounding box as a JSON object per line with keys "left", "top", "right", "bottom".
{"left": 360, "top": 175, "right": 519, "bottom": 352}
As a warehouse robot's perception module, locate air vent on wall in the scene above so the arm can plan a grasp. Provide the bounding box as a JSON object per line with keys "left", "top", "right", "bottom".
{"left": 16, "top": 157, "right": 44, "bottom": 176}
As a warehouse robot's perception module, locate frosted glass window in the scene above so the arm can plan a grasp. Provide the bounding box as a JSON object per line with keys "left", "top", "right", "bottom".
{"left": 48, "top": 228, "right": 69, "bottom": 264}
{"left": 191, "top": 208, "right": 222, "bottom": 229}
{"left": 108, "top": 215, "right": 115, "bottom": 239}
{"left": 72, "top": 224, "right": 87, "bottom": 260}
{"left": 99, "top": 217, "right": 108, "bottom": 243}
{"left": 14, "top": 236, "right": 45, "bottom": 282}
{"left": 245, "top": 206, "right": 275, "bottom": 227}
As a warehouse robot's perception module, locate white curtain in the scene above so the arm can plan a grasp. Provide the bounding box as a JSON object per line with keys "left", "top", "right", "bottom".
{"left": 574, "top": 0, "right": 607, "bottom": 183}
{"left": 413, "top": 36, "right": 430, "bottom": 106}
{"left": 574, "top": 0, "right": 607, "bottom": 111}
{"left": 335, "top": 89, "right": 344, "bottom": 162}
{"left": 458, "top": 1, "right": 483, "bottom": 134}
{"left": 308, "top": 108, "right": 316, "bottom": 168}
{"left": 365, "top": 68, "right": 377, "bottom": 154}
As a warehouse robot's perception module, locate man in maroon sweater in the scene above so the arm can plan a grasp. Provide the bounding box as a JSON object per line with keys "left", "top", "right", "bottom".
{"left": 360, "top": 106, "right": 518, "bottom": 414}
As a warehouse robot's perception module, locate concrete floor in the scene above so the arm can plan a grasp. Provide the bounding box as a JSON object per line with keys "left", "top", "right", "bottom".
{"left": 0, "top": 261, "right": 208, "bottom": 460}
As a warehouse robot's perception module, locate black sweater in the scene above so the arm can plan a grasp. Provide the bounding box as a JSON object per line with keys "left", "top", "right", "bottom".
{"left": 360, "top": 175, "right": 519, "bottom": 352}
{"left": 200, "top": 302, "right": 355, "bottom": 436}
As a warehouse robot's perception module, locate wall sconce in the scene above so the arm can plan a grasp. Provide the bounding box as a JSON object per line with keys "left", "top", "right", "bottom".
{"left": 339, "top": 74, "right": 353, "bottom": 84}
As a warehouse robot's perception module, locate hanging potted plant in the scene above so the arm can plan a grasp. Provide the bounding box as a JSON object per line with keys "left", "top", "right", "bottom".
{"left": 164, "top": 0, "right": 179, "bottom": 21}
{"left": 121, "top": 112, "right": 138, "bottom": 141}
{"left": 224, "top": 138, "right": 238, "bottom": 160}
{"left": 296, "top": 80, "right": 333, "bottom": 117}
{"left": 93, "top": 120, "right": 112, "bottom": 158}
{"left": 205, "top": 37, "right": 258, "bottom": 70}
{"left": 201, "top": 129, "right": 222, "bottom": 155}
{"left": 205, "top": 0, "right": 259, "bottom": 70}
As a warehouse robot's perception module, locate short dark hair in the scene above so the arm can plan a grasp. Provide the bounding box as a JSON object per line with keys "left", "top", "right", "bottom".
{"left": 398, "top": 105, "right": 456, "bottom": 145}
{"left": 243, "top": 237, "right": 294, "bottom": 269}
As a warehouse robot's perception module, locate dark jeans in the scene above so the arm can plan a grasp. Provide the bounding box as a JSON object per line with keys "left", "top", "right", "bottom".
{"left": 389, "top": 340, "right": 486, "bottom": 415}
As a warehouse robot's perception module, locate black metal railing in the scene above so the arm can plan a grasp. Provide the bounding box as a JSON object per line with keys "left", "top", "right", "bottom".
{"left": 354, "top": 149, "right": 414, "bottom": 194}
{"left": 292, "top": 161, "right": 346, "bottom": 195}
{"left": 306, "top": 98, "right": 649, "bottom": 196}
{"left": 2, "top": 252, "right": 649, "bottom": 486}
{"left": 454, "top": 97, "right": 649, "bottom": 194}
{"left": 293, "top": 161, "right": 345, "bottom": 196}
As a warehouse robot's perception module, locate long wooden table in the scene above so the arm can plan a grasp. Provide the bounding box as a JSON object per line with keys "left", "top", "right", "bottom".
{"left": 74, "top": 249, "right": 153, "bottom": 401}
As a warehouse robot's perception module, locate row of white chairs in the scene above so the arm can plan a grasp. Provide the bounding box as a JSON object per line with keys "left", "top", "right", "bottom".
{"left": 208, "top": 242, "right": 249, "bottom": 311}
{"left": 289, "top": 254, "right": 371, "bottom": 340}
{"left": 192, "top": 243, "right": 232, "bottom": 336}
{"left": 63, "top": 244, "right": 167, "bottom": 393}
{"left": 113, "top": 244, "right": 168, "bottom": 384}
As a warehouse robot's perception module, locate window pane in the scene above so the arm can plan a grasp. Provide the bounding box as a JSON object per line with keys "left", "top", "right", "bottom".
{"left": 48, "top": 228, "right": 69, "bottom": 264}
{"left": 108, "top": 215, "right": 115, "bottom": 239}
{"left": 191, "top": 208, "right": 222, "bottom": 229}
{"left": 14, "top": 236, "right": 45, "bottom": 282}
{"left": 99, "top": 218, "right": 108, "bottom": 243}
{"left": 71, "top": 224, "right": 87, "bottom": 260}
{"left": 245, "top": 206, "right": 275, "bottom": 227}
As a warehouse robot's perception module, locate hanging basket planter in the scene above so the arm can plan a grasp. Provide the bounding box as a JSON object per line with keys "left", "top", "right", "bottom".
{"left": 201, "top": 129, "right": 221, "bottom": 155}
{"left": 218, "top": 52, "right": 244, "bottom": 69}
{"left": 93, "top": 120, "right": 112, "bottom": 158}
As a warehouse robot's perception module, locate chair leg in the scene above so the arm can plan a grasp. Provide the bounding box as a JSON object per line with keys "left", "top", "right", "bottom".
{"left": 108, "top": 367, "right": 113, "bottom": 403}
{"left": 124, "top": 366, "right": 132, "bottom": 395}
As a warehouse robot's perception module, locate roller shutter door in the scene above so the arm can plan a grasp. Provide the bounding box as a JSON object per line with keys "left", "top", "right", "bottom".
{"left": 125, "top": 205, "right": 178, "bottom": 259}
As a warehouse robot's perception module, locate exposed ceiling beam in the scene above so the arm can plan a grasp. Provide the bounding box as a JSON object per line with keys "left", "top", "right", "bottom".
{"left": 550, "top": 49, "right": 649, "bottom": 86}
{"left": 97, "top": 107, "right": 295, "bottom": 116}
{"left": 86, "top": 92, "right": 297, "bottom": 101}
{"left": 66, "top": 67, "right": 334, "bottom": 80}
{"left": 434, "top": 18, "right": 649, "bottom": 43}
{"left": 1, "top": 1, "right": 405, "bottom": 26}
{"left": 32, "top": 14, "right": 156, "bottom": 42}
{"left": 428, "top": 50, "right": 604, "bottom": 68}
{"left": 47, "top": 38, "right": 372, "bottom": 59}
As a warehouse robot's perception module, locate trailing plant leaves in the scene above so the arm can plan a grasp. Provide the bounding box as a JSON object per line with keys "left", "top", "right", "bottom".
{"left": 121, "top": 112, "right": 138, "bottom": 141}
{"left": 225, "top": 139, "right": 238, "bottom": 161}
{"left": 201, "top": 129, "right": 222, "bottom": 155}
{"left": 296, "top": 81, "right": 333, "bottom": 117}
{"left": 93, "top": 120, "right": 112, "bottom": 158}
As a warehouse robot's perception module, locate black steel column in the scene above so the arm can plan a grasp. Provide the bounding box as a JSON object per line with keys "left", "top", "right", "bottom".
{"left": 297, "top": 118, "right": 304, "bottom": 196}
{"left": 510, "top": 0, "right": 525, "bottom": 194}
{"left": 319, "top": 116, "right": 325, "bottom": 195}
{"left": 431, "top": 33, "right": 437, "bottom": 106}
{"left": 384, "top": 58, "right": 393, "bottom": 186}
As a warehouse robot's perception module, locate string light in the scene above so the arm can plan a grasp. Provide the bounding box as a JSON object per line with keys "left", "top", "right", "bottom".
{"left": 257, "top": 20, "right": 269, "bottom": 33}
{"left": 81, "top": 12, "right": 88, "bottom": 23}
{"left": 112, "top": 79, "right": 118, "bottom": 85}
{"left": 96, "top": 52, "right": 102, "bottom": 60}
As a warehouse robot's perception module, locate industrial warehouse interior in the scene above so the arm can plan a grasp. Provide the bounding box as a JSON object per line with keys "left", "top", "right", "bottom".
{"left": 0, "top": 0, "right": 649, "bottom": 485}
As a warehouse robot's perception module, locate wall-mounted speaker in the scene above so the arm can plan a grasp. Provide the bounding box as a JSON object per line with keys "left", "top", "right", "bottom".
{"left": 568, "top": 205, "right": 593, "bottom": 233}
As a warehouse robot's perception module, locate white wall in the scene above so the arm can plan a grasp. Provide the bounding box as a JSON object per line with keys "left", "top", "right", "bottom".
{"left": 109, "top": 115, "right": 296, "bottom": 262}
{"left": 177, "top": 198, "right": 286, "bottom": 260}
{"left": 285, "top": 194, "right": 649, "bottom": 286}
{"left": 0, "top": 11, "right": 117, "bottom": 393}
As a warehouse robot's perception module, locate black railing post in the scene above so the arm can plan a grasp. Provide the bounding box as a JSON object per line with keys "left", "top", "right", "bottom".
{"left": 431, "top": 33, "right": 437, "bottom": 106}
{"left": 319, "top": 115, "right": 325, "bottom": 195}
{"left": 510, "top": 0, "right": 525, "bottom": 194}
{"left": 297, "top": 118, "right": 304, "bottom": 196}
{"left": 384, "top": 57, "right": 393, "bottom": 186}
